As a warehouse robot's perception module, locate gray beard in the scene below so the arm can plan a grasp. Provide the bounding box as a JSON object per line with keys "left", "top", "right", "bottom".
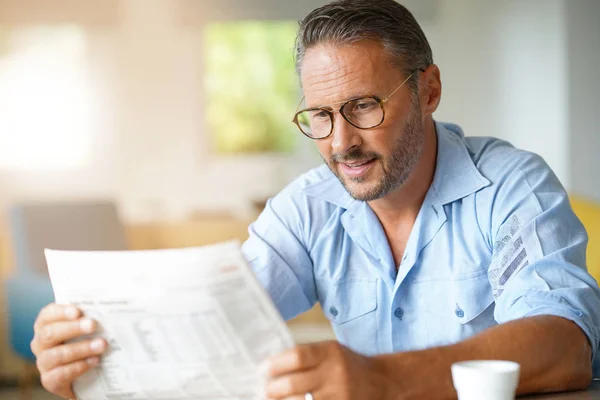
{"left": 327, "top": 97, "right": 424, "bottom": 201}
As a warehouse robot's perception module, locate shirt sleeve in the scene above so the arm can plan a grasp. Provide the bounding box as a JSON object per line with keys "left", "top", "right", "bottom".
{"left": 241, "top": 189, "right": 317, "bottom": 321}
{"left": 488, "top": 151, "right": 600, "bottom": 368}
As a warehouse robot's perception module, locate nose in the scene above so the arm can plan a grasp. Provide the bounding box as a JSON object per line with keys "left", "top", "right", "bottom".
{"left": 331, "top": 113, "right": 362, "bottom": 153}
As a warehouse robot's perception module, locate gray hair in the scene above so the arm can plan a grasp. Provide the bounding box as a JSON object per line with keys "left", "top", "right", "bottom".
{"left": 295, "top": 0, "right": 433, "bottom": 90}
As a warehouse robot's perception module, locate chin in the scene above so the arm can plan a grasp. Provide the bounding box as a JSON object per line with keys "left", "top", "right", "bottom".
{"left": 343, "top": 181, "right": 384, "bottom": 202}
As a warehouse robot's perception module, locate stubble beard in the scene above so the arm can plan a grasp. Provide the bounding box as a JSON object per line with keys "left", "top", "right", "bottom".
{"left": 328, "top": 96, "right": 424, "bottom": 202}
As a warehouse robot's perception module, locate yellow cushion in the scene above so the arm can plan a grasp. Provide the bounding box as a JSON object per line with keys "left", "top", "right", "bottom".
{"left": 571, "top": 195, "right": 600, "bottom": 282}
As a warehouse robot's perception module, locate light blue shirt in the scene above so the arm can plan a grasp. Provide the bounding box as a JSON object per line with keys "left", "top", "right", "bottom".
{"left": 242, "top": 121, "right": 600, "bottom": 374}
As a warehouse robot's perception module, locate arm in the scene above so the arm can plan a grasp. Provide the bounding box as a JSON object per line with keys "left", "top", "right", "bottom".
{"left": 242, "top": 189, "right": 317, "bottom": 320}
{"left": 376, "top": 315, "right": 592, "bottom": 398}
{"left": 262, "top": 153, "right": 600, "bottom": 399}
{"left": 262, "top": 315, "right": 591, "bottom": 400}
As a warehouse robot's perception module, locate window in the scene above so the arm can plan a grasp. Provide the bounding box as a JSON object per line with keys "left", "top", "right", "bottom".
{"left": 0, "top": 26, "right": 92, "bottom": 171}
{"left": 204, "top": 21, "right": 300, "bottom": 154}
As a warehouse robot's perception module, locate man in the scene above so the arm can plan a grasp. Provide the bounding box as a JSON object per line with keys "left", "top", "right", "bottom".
{"left": 31, "top": 0, "right": 600, "bottom": 399}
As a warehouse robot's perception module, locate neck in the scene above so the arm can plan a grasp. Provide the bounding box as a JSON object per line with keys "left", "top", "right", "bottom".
{"left": 368, "top": 118, "right": 438, "bottom": 225}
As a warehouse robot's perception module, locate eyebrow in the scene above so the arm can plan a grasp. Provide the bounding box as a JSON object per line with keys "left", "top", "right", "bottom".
{"left": 307, "top": 91, "right": 374, "bottom": 109}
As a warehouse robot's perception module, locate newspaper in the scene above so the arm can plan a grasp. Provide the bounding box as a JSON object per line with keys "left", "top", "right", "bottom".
{"left": 45, "top": 241, "right": 295, "bottom": 400}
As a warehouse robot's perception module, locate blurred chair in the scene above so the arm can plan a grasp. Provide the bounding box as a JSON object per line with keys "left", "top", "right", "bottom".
{"left": 3, "top": 200, "right": 127, "bottom": 399}
{"left": 571, "top": 196, "right": 600, "bottom": 282}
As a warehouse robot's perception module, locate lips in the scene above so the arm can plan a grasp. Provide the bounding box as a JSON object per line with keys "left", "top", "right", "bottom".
{"left": 343, "top": 159, "right": 374, "bottom": 168}
{"left": 338, "top": 158, "right": 377, "bottom": 178}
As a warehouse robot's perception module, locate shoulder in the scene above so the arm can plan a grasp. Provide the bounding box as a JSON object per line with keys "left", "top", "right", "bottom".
{"left": 261, "top": 164, "right": 347, "bottom": 234}
{"left": 463, "top": 135, "right": 564, "bottom": 201}
{"left": 249, "top": 164, "right": 347, "bottom": 251}
{"left": 462, "top": 135, "right": 577, "bottom": 249}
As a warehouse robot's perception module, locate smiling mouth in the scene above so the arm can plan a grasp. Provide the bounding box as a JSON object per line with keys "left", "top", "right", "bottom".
{"left": 335, "top": 158, "right": 378, "bottom": 180}
{"left": 342, "top": 159, "right": 376, "bottom": 168}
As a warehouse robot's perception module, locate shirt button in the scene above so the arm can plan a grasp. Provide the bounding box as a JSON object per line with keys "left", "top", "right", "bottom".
{"left": 455, "top": 308, "right": 465, "bottom": 318}
{"left": 329, "top": 306, "right": 339, "bottom": 317}
{"left": 394, "top": 307, "right": 404, "bottom": 320}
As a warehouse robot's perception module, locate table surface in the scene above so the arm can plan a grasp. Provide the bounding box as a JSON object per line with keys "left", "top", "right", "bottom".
{"left": 521, "top": 380, "right": 600, "bottom": 399}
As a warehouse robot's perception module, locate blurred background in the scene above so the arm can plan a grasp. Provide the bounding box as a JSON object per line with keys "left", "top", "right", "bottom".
{"left": 0, "top": 0, "right": 598, "bottom": 398}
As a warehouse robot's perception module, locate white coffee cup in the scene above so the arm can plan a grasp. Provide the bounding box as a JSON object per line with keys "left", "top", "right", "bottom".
{"left": 451, "top": 360, "right": 521, "bottom": 400}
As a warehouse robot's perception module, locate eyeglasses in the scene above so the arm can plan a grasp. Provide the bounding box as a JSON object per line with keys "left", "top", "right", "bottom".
{"left": 292, "top": 71, "right": 417, "bottom": 140}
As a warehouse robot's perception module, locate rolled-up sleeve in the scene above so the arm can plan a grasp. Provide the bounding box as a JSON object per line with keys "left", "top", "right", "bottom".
{"left": 241, "top": 188, "right": 317, "bottom": 321}
{"left": 488, "top": 152, "right": 600, "bottom": 372}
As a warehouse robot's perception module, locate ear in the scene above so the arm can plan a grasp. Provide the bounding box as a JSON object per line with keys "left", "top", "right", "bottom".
{"left": 419, "top": 64, "right": 442, "bottom": 116}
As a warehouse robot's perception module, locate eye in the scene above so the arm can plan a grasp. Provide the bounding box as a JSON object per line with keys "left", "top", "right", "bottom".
{"left": 352, "top": 99, "right": 378, "bottom": 113}
{"left": 310, "top": 110, "right": 330, "bottom": 120}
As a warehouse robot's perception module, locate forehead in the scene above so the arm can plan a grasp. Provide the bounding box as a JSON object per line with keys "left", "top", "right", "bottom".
{"left": 300, "top": 40, "right": 397, "bottom": 106}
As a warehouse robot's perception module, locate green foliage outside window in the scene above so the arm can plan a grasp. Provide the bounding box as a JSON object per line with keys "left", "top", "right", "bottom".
{"left": 204, "top": 21, "right": 299, "bottom": 154}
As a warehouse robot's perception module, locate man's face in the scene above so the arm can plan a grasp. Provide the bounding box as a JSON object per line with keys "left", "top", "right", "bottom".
{"left": 300, "top": 40, "right": 424, "bottom": 201}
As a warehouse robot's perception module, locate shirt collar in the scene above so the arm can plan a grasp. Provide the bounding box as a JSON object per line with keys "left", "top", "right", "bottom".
{"left": 302, "top": 121, "right": 490, "bottom": 208}
{"left": 431, "top": 121, "right": 490, "bottom": 205}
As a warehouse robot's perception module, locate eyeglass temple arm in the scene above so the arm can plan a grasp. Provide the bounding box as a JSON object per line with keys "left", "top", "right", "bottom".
{"left": 381, "top": 73, "right": 413, "bottom": 103}
{"left": 381, "top": 68, "right": 427, "bottom": 103}
{"left": 292, "top": 96, "right": 306, "bottom": 121}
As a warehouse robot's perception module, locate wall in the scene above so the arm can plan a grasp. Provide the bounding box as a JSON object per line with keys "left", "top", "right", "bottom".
{"left": 1, "top": 0, "right": 595, "bottom": 222}
{"left": 0, "top": 1, "right": 120, "bottom": 214}
{"left": 427, "top": 0, "right": 569, "bottom": 185}
{"left": 567, "top": 0, "right": 600, "bottom": 202}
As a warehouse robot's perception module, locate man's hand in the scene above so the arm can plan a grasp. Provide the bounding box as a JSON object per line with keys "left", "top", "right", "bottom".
{"left": 261, "top": 341, "right": 398, "bottom": 400}
{"left": 31, "top": 303, "right": 108, "bottom": 399}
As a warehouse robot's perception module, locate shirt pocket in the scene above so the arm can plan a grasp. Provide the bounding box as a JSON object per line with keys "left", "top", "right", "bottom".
{"left": 319, "top": 278, "right": 378, "bottom": 355}
{"left": 417, "top": 270, "right": 496, "bottom": 347}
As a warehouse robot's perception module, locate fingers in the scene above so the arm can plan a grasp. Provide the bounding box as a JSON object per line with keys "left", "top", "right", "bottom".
{"left": 266, "top": 396, "right": 305, "bottom": 400}
{"left": 37, "top": 338, "right": 108, "bottom": 372}
{"left": 32, "top": 318, "right": 98, "bottom": 354}
{"left": 32, "top": 303, "right": 84, "bottom": 355}
{"left": 40, "top": 357, "right": 100, "bottom": 399}
{"left": 261, "top": 344, "right": 325, "bottom": 378}
{"left": 34, "top": 304, "right": 81, "bottom": 333}
{"left": 32, "top": 303, "right": 107, "bottom": 399}
{"left": 264, "top": 368, "right": 322, "bottom": 399}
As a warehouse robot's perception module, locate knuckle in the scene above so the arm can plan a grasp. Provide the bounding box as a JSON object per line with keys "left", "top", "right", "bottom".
{"left": 70, "top": 360, "right": 89, "bottom": 378}
{"left": 50, "top": 348, "right": 66, "bottom": 366}
{"left": 61, "top": 346, "right": 74, "bottom": 363}
{"left": 37, "top": 351, "right": 51, "bottom": 371}
{"left": 281, "top": 376, "right": 296, "bottom": 393}
{"left": 40, "top": 303, "right": 56, "bottom": 319}
{"left": 30, "top": 337, "right": 38, "bottom": 355}
{"left": 56, "top": 364, "right": 70, "bottom": 385}
{"left": 332, "top": 360, "right": 349, "bottom": 382}
{"left": 33, "top": 316, "right": 44, "bottom": 334}
{"left": 44, "top": 347, "right": 62, "bottom": 367}
{"left": 41, "top": 302, "right": 55, "bottom": 313}
{"left": 35, "top": 358, "right": 44, "bottom": 373}
{"left": 291, "top": 348, "right": 305, "bottom": 368}
{"left": 328, "top": 342, "right": 346, "bottom": 360}
{"left": 326, "top": 340, "right": 342, "bottom": 354}
{"left": 41, "top": 326, "right": 54, "bottom": 345}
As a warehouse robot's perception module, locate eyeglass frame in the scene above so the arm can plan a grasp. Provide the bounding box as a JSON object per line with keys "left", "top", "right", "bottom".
{"left": 291, "top": 69, "right": 424, "bottom": 140}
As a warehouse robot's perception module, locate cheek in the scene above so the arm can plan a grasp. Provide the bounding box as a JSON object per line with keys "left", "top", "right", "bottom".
{"left": 315, "top": 141, "right": 331, "bottom": 159}
{"left": 364, "top": 127, "right": 396, "bottom": 155}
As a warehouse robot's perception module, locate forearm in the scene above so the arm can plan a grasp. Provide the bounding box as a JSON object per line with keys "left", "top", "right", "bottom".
{"left": 374, "top": 315, "right": 592, "bottom": 399}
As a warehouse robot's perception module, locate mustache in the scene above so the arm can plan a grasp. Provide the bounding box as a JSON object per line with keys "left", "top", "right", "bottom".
{"left": 330, "top": 148, "right": 380, "bottom": 164}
